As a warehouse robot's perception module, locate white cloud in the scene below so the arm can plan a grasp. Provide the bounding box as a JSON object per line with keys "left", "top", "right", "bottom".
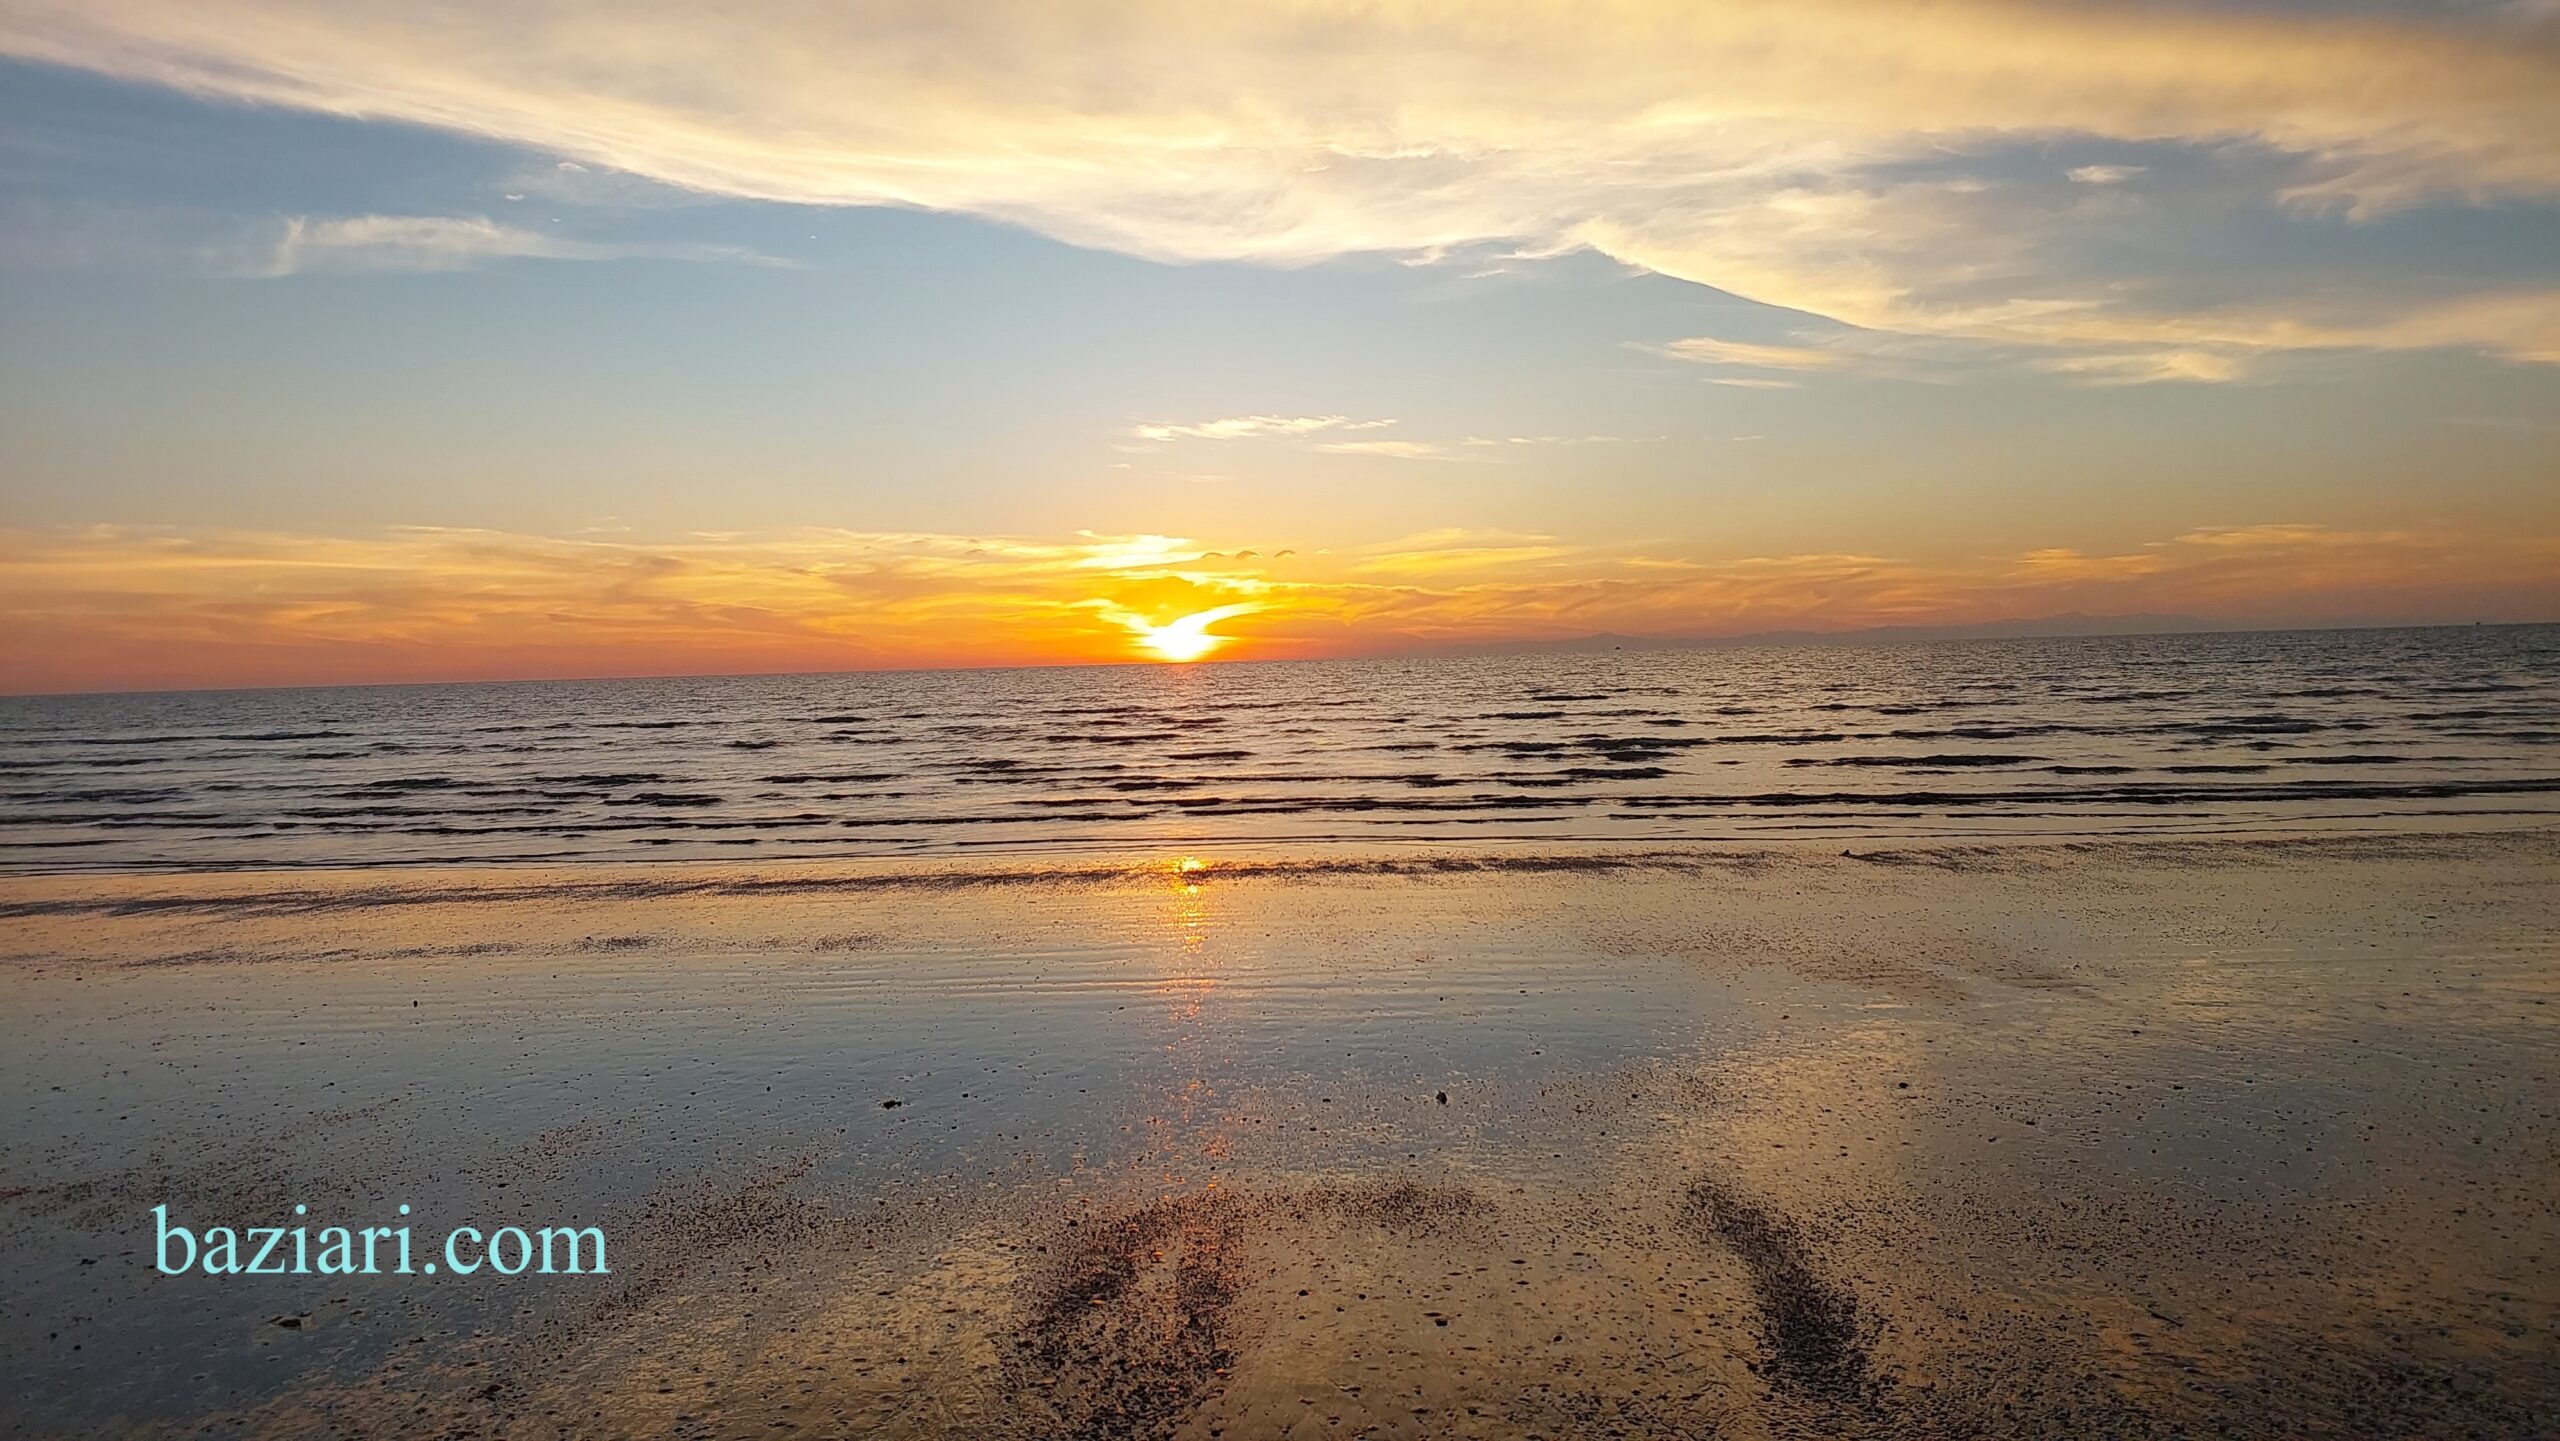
{"left": 1652, "top": 284, "right": 2560, "bottom": 385}
{"left": 281, "top": 214, "right": 788, "bottom": 273}
{"left": 1314, "top": 439, "right": 1462, "bottom": 461}
{"left": 2034, "top": 349, "right": 2247, "bottom": 385}
{"left": 1128, "top": 414, "right": 1394, "bottom": 443}
{"left": 0, "top": 201, "right": 782, "bottom": 275}
{"left": 4, "top": 1, "right": 2557, "bottom": 366}
{"left": 1458, "top": 434, "right": 1656, "bottom": 446}
{"left": 1648, "top": 336, "right": 1846, "bottom": 372}
{"left": 271, "top": 215, "right": 610, "bottom": 273}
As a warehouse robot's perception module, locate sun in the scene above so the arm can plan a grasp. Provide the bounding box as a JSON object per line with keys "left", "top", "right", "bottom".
{"left": 1125, "top": 604, "right": 1258, "bottom": 663}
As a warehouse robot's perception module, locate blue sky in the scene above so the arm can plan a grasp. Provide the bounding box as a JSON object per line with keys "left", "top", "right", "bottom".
{"left": 1, "top": 3, "right": 2555, "bottom": 690}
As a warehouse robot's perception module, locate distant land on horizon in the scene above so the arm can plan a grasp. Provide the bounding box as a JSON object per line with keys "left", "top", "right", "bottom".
{"left": 1421, "top": 612, "right": 2551, "bottom": 659}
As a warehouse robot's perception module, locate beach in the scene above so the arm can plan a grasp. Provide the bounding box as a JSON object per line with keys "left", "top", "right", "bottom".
{"left": 5, "top": 831, "right": 2555, "bottom": 1438}
{"left": 12, "top": 0, "right": 2560, "bottom": 1431}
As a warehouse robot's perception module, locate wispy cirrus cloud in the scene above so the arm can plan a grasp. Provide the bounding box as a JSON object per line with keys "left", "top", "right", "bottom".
{"left": 2031, "top": 350, "right": 2246, "bottom": 386}
{"left": 1311, "top": 438, "right": 1466, "bottom": 461}
{"left": 264, "top": 214, "right": 786, "bottom": 275}
{"left": 1647, "top": 306, "right": 2472, "bottom": 387}
{"left": 1459, "top": 435, "right": 1655, "bottom": 447}
{"left": 1127, "top": 419, "right": 1647, "bottom": 462}
{"left": 1645, "top": 327, "right": 1987, "bottom": 386}
{"left": 1127, "top": 415, "right": 1394, "bottom": 443}
{"left": 1647, "top": 337, "right": 1847, "bottom": 372}
{"left": 0, "top": 200, "right": 783, "bottom": 275}
{"left": 4, "top": 0, "right": 2555, "bottom": 373}
{"left": 1127, "top": 415, "right": 1485, "bottom": 462}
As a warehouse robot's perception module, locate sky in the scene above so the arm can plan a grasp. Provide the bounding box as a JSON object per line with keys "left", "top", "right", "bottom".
{"left": 1, "top": 0, "right": 2556, "bottom": 693}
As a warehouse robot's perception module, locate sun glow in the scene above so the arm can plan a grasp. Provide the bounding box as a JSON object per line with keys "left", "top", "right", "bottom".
{"left": 11, "top": 522, "right": 2556, "bottom": 695}
{"left": 1123, "top": 604, "right": 1259, "bottom": 662}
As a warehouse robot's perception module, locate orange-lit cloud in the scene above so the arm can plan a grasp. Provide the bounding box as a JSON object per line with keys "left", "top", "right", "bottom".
{"left": 3, "top": 522, "right": 2552, "bottom": 694}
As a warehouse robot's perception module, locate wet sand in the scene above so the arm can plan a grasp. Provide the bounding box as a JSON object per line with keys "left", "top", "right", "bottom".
{"left": 3, "top": 833, "right": 2556, "bottom": 1437}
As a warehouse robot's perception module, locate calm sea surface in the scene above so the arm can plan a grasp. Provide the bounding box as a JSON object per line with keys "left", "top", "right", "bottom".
{"left": 3, "top": 625, "right": 2554, "bottom": 872}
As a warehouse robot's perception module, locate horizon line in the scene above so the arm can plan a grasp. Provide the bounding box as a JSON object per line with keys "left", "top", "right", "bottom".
{"left": 6, "top": 616, "right": 2551, "bottom": 703}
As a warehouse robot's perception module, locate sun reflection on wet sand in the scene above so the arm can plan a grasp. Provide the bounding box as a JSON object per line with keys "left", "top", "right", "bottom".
{"left": 1137, "top": 855, "right": 1235, "bottom": 1193}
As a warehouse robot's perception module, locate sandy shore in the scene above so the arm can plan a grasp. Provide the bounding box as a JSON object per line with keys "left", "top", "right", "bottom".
{"left": 3, "top": 833, "right": 2556, "bottom": 1438}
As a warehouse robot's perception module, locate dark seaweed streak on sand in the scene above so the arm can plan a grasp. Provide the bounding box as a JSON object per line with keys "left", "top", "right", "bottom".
{"left": 1684, "top": 1178, "right": 1873, "bottom": 1407}
{"left": 1014, "top": 1194, "right": 1244, "bottom": 1440}
{"left": 1007, "top": 1181, "right": 1484, "bottom": 1439}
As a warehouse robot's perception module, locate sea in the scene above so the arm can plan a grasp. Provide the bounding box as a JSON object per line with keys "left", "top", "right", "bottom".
{"left": 2, "top": 625, "right": 2554, "bottom": 872}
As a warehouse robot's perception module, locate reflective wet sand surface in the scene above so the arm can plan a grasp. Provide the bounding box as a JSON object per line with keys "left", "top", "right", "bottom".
{"left": 3, "top": 834, "right": 2555, "bottom": 1437}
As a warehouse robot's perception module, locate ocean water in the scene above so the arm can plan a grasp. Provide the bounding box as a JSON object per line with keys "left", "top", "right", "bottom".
{"left": 2, "top": 625, "right": 2554, "bottom": 872}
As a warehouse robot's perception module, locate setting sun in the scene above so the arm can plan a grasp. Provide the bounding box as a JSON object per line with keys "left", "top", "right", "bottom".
{"left": 1123, "top": 604, "right": 1259, "bottom": 663}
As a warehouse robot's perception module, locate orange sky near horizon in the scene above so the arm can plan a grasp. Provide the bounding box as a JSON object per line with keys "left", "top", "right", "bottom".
{"left": 4, "top": 520, "right": 2553, "bottom": 694}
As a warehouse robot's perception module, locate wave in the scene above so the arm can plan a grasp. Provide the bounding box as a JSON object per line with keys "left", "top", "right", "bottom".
{"left": 5, "top": 627, "right": 2553, "bottom": 871}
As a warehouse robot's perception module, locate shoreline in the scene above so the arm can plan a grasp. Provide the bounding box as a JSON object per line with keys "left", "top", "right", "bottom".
{"left": 14, "top": 800, "right": 2560, "bottom": 881}
{"left": 7, "top": 819, "right": 2558, "bottom": 906}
